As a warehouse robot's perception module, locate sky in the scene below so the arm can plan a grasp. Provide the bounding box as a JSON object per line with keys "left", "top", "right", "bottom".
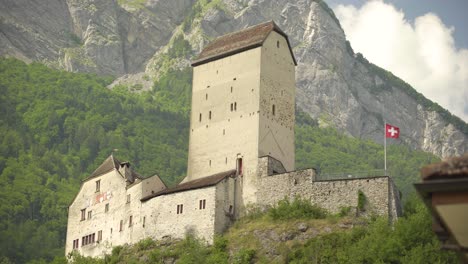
{"left": 324, "top": 0, "right": 468, "bottom": 122}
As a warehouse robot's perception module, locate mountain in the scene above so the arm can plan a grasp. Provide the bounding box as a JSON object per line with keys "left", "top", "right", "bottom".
{"left": 1, "top": 0, "right": 466, "bottom": 157}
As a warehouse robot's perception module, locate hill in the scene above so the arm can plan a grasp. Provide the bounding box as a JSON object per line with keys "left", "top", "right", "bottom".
{"left": 0, "top": 58, "right": 446, "bottom": 263}
{"left": 63, "top": 196, "right": 457, "bottom": 264}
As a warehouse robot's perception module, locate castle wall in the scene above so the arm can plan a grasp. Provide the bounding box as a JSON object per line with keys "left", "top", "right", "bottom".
{"left": 258, "top": 31, "right": 296, "bottom": 172}
{"left": 257, "top": 157, "right": 399, "bottom": 218}
{"left": 141, "top": 186, "right": 218, "bottom": 243}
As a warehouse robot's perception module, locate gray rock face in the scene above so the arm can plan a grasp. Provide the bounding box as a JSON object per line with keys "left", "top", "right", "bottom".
{"left": 0, "top": 0, "right": 466, "bottom": 157}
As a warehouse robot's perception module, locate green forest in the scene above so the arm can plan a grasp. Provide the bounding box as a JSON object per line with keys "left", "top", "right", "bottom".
{"left": 0, "top": 58, "right": 450, "bottom": 263}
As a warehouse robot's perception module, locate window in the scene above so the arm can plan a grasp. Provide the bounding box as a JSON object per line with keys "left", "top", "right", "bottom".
{"left": 230, "top": 103, "right": 233, "bottom": 111}
{"left": 272, "top": 104, "right": 275, "bottom": 116}
{"left": 209, "top": 111, "right": 212, "bottom": 120}
{"left": 199, "top": 113, "right": 202, "bottom": 122}
{"left": 143, "top": 216, "right": 146, "bottom": 228}
{"left": 97, "top": 230, "right": 102, "bottom": 242}
{"left": 199, "top": 199, "right": 206, "bottom": 210}
{"left": 177, "top": 204, "right": 183, "bottom": 214}
{"left": 237, "top": 158, "right": 243, "bottom": 175}
{"left": 73, "top": 239, "right": 79, "bottom": 249}
{"left": 95, "top": 180, "right": 100, "bottom": 192}
{"left": 81, "top": 233, "right": 95, "bottom": 246}
{"left": 234, "top": 102, "right": 237, "bottom": 111}
{"left": 229, "top": 205, "right": 233, "bottom": 214}
{"left": 87, "top": 210, "right": 92, "bottom": 220}
{"left": 206, "top": 93, "right": 208, "bottom": 100}
{"left": 126, "top": 194, "right": 131, "bottom": 204}
{"left": 105, "top": 203, "right": 109, "bottom": 213}
{"left": 129, "top": 215, "right": 133, "bottom": 227}
{"left": 81, "top": 209, "right": 86, "bottom": 221}
{"left": 209, "top": 160, "right": 211, "bottom": 166}
{"left": 119, "top": 220, "right": 123, "bottom": 231}
{"left": 231, "top": 86, "right": 233, "bottom": 93}
{"left": 277, "top": 40, "right": 280, "bottom": 48}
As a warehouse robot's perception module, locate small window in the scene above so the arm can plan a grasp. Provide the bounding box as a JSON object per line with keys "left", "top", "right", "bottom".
{"left": 87, "top": 210, "right": 92, "bottom": 220}
{"left": 119, "top": 220, "right": 123, "bottom": 231}
{"left": 234, "top": 102, "right": 237, "bottom": 111}
{"left": 199, "top": 199, "right": 206, "bottom": 209}
{"left": 96, "top": 180, "right": 100, "bottom": 192}
{"left": 199, "top": 113, "right": 202, "bottom": 122}
{"left": 206, "top": 93, "right": 208, "bottom": 100}
{"left": 81, "top": 209, "right": 86, "bottom": 221}
{"left": 229, "top": 205, "right": 233, "bottom": 214}
{"left": 177, "top": 204, "right": 184, "bottom": 214}
{"left": 97, "top": 230, "right": 102, "bottom": 242}
{"left": 209, "top": 160, "right": 211, "bottom": 166}
{"left": 230, "top": 103, "right": 233, "bottom": 111}
{"left": 233, "top": 77, "right": 237, "bottom": 81}
{"left": 127, "top": 194, "right": 131, "bottom": 204}
{"left": 209, "top": 111, "right": 212, "bottom": 120}
{"left": 105, "top": 203, "right": 109, "bottom": 213}
{"left": 129, "top": 215, "right": 133, "bottom": 227}
{"left": 272, "top": 104, "right": 275, "bottom": 116}
{"left": 225, "top": 157, "right": 227, "bottom": 164}
{"left": 231, "top": 86, "right": 233, "bottom": 93}
{"left": 277, "top": 40, "right": 280, "bottom": 48}
{"left": 237, "top": 158, "right": 243, "bottom": 175}
{"left": 143, "top": 216, "right": 146, "bottom": 228}
{"left": 223, "top": 129, "right": 225, "bottom": 135}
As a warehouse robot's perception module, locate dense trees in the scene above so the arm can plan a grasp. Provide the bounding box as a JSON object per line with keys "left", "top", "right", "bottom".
{"left": 0, "top": 58, "right": 447, "bottom": 262}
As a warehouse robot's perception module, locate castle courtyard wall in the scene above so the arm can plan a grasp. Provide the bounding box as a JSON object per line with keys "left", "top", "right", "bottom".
{"left": 257, "top": 157, "right": 399, "bottom": 218}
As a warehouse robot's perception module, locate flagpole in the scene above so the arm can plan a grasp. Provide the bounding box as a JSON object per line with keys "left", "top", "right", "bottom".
{"left": 384, "top": 123, "right": 387, "bottom": 176}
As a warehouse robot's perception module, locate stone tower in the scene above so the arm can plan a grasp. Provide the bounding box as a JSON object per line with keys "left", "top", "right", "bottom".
{"left": 184, "top": 21, "right": 297, "bottom": 209}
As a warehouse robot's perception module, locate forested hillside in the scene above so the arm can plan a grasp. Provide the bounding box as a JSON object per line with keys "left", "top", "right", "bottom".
{"left": 0, "top": 58, "right": 441, "bottom": 263}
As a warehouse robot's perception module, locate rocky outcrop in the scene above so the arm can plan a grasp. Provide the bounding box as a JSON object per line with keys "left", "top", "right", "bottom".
{"left": 0, "top": 0, "right": 466, "bottom": 157}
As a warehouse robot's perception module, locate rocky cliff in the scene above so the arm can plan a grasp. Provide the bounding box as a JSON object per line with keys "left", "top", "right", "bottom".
{"left": 1, "top": 0, "right": 466, "bottom": 157}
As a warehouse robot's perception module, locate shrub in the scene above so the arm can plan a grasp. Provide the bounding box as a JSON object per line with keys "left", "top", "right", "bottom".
{"left": 268, "top": 197, "right": 327, "bottom": 220}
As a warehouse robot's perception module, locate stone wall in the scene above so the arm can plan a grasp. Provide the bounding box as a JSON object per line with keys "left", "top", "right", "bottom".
{"left": 257, "top": 156, "right": 401, "bottom": 218}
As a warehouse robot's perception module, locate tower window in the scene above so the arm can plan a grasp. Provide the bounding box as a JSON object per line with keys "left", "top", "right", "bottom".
{"left": 272, "top": 104, "right": 275, "bottom": 116}
{"left": 209, "top": 111, "right": 212, "bottom": 120}
{"left": 199, "top": 113, "right": 202, "bottom": 122}
{"left": 234, "top": 102, "right": 237, "bottom": 111}
{"left": 177, "top": 204, "right": 184, "bottom": 214}
{"left": 237, "top": 158, "right": 243, "bottom": 175}
{"left": 206, "top": 93, "right": 208, "bottom": 100}
{"left": 129, "top": 215, "right": 133, "bottom": 227}
{"left": 277, "top": 40, "right": 280, "bottom": 48}
{"left": 230, "top": 103, "right": 233, "bottom": 111}
{"left": 199, "top": 199, "right": 206, "bottom": 209}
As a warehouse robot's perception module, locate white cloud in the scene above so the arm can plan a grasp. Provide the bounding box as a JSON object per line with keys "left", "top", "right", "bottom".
{"left": 334, "top": 0, "right": 468, "bottom": 122}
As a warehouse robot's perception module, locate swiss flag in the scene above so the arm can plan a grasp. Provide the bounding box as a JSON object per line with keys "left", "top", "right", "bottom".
{"left": 385, "top": 124, "right": 400, "bottom": 139}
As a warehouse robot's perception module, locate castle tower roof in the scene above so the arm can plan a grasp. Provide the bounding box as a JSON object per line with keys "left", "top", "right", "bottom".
{"left": 192, "top": 21, "right": 297, "bottom": 66}
{"left": 85, "top": 155, "right": 142, "bottom": 183}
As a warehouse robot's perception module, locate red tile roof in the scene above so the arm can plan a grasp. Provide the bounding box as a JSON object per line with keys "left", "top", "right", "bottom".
{"left": 192, "top": 21, "right": 297, "bottom": 66}
{"left": 141, "top": 169, "right": 236, "bottom": 201}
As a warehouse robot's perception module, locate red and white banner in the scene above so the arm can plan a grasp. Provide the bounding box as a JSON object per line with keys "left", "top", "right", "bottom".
{"left": 385, "top": 124, "right": 400, "bottom": 139}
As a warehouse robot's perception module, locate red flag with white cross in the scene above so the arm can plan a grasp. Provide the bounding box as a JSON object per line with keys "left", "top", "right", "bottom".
{"left": 385, "top": 123, "right": 400, "bottom": 139}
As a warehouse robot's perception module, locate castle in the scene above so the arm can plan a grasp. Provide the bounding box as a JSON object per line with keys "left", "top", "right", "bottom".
{"left": 66, "top": 21, "right": 401, "bottom": 258}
